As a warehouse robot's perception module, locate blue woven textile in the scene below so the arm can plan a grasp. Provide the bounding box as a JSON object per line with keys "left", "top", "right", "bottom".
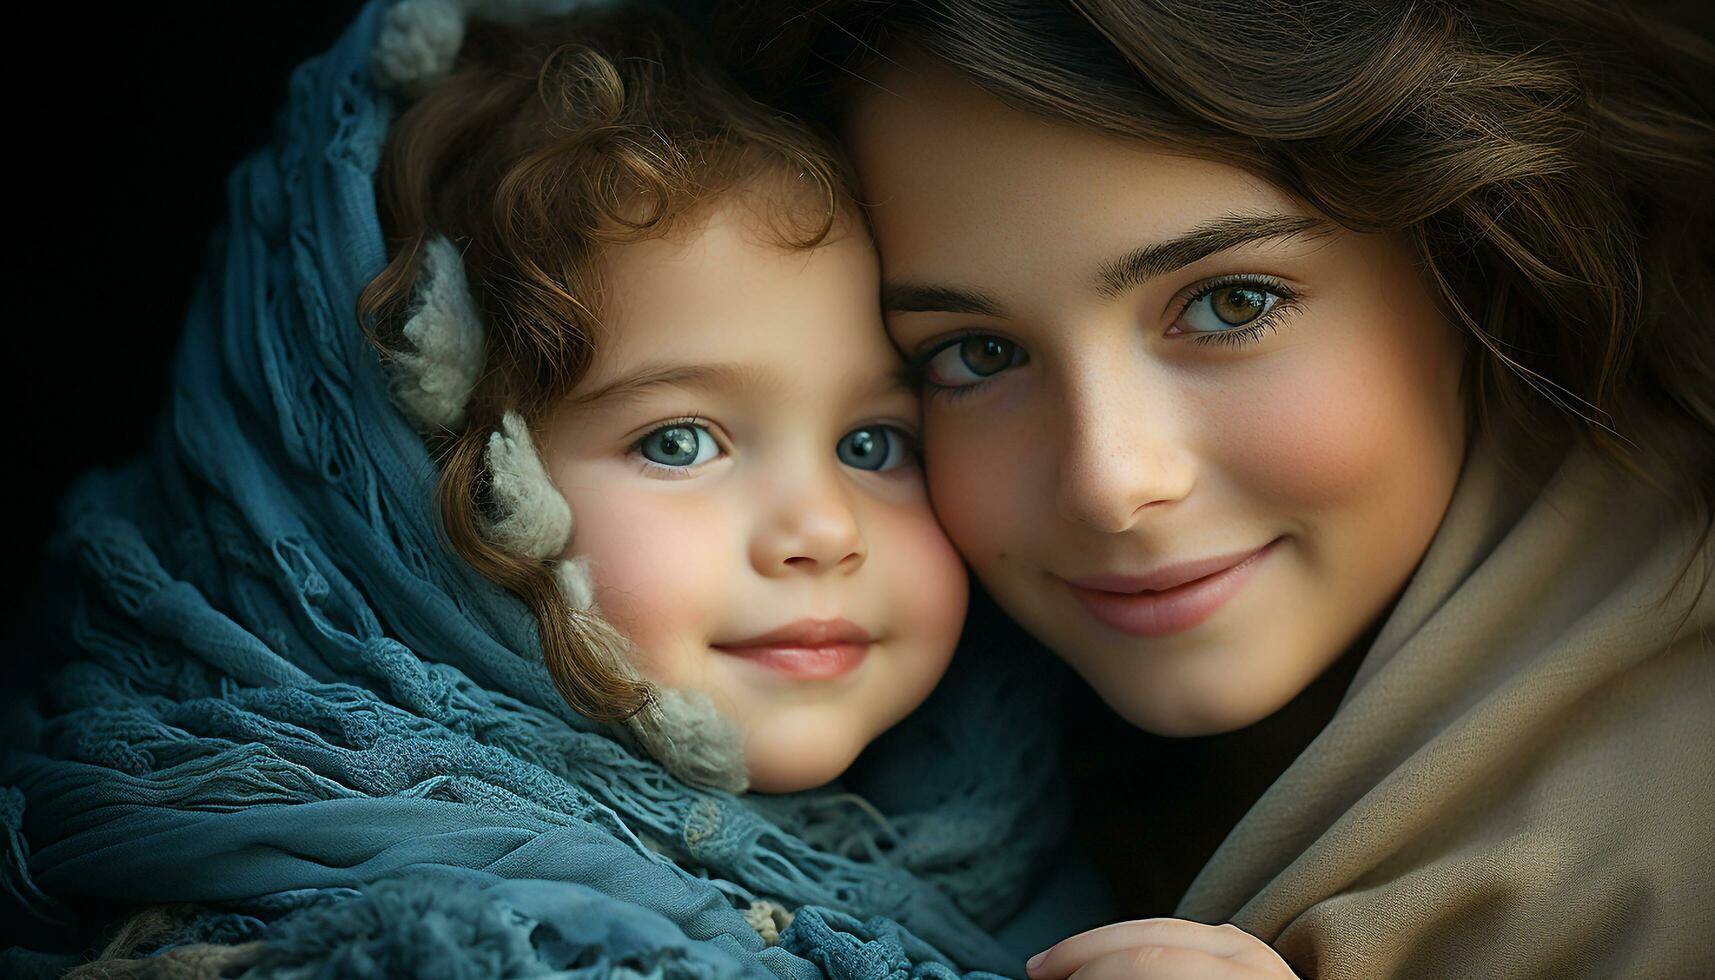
{"left": 0, "top": 4, "right": 1072, "bottom": 976}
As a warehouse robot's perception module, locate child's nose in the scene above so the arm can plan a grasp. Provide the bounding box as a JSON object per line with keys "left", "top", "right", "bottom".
{"left": 751, "top": 482, "right": 867, "bottom": 577}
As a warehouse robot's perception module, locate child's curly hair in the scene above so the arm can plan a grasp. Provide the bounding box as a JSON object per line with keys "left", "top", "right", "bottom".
{"left": 358, "top": 5, "right": 854, "bottom": 723}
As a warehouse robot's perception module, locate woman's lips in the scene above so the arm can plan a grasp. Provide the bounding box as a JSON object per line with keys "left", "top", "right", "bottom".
{"left": 1064, "top": 538, "right": 1281, "bottom": 638}
{"left": 712, "top": 618, "right": 872, "bottom": 679}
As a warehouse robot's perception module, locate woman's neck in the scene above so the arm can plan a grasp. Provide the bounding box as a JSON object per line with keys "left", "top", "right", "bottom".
{"left": 1064, "top": 634, "right": 1371, "bottom": 917}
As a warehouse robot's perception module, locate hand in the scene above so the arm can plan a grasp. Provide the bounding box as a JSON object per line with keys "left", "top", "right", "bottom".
{"left": 1025, "top": 918, "right": 1300, "bottom": 980}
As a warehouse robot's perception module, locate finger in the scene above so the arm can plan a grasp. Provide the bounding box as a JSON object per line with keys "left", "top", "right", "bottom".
{"left": 1067, "top": 945, "right": 1265, "bottom": 980}
{"left": 1029, "top": 920, "right": 1255, "bottom": 979}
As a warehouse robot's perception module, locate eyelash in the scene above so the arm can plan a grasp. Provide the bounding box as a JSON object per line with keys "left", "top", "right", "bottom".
{"left": 626, "top": 415, "right": 926, "bottom": 478}
{"left": 899, "top": 339, "right": 999, "bottom": 403}
{"left": 903, "top": 274, "right": 1301, "bottom": 401}
{"left": 927, "top": 370, "right": 990, "bottom": 404}
{"left": 1176, "top": 274, "right": 1301, "bottom": 349}
{"left": 629, "top": 414, "right": 715, "bottom": 479}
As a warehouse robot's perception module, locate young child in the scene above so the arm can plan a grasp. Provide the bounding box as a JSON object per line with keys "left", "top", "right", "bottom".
{"left": 0, "top": 3, "right": 1070, "bottom": 976}
{"left": 362, "top": 5, "right": 969, "bottom": 795}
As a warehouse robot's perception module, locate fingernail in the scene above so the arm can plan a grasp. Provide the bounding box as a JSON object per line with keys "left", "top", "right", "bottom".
{"left": 1026, "top": 951, "right": 1046, "bottom": 973}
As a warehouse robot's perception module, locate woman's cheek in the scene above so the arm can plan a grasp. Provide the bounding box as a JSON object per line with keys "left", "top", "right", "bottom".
{"left": 923, "top": 413, "right": 1032, "bottom": 567}
{"left": 1214, "top": 360, "right": 1388, "bottom": 512}
{"left": 1207, "top": 319, "right": 1463, "bottom": 588}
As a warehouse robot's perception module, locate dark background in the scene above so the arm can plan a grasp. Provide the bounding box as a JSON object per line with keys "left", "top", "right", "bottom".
{"left": 11, "top": 3, "right": 362, "bottom": 620}
{"left": 7, "top": 0, "right": 712, "bottom": 634}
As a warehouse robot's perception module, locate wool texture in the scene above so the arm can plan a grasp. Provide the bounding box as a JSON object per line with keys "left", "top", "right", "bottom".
{"left": 371, "top": 0, "right": 466, "bottom": 93}
{"left": 555, "top": 555, "right": 599, "bottom": 613}
{"left": 371, "top": 0, "right": 619, "bottom": 92}
{"left": 389, "top": 235, "right": 485, "bottom": 432}
{"left": 484, "top": 411, "right": 574, "bottom": 561}
{"left": 624, "top": 688, "right": 750, "bottom": 796}
{"left": 1178, "top": 427, "right": 1715, "bottom": 978}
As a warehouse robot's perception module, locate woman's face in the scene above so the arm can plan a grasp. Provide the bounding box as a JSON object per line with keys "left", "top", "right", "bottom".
{"left": 848, "top": 62, "right": 1467, "bottom": 735}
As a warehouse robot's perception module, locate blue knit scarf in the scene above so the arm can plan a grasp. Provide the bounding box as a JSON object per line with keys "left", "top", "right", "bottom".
{"left": 0, "top": 4, "right": 1071, "bottom": 976}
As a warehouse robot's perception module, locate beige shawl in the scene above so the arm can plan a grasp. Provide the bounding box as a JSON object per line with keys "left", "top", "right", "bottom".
{"left": 1178, "top": 428, "right": 1715, "bottom": 978}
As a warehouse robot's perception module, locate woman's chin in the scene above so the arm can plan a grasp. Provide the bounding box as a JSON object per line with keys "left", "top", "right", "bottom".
{"left": 1082, "top": 647, "right": 1322, "bottom": 738}
{"left": 1106, "top": 690, "right": 1281, "bottom": 738}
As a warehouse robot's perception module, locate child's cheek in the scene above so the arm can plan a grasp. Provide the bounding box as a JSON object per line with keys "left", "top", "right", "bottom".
{"left": 888, "top": 503, "right": 970, "bottom": 646}
{"left": 863, "top": 499, "right": 970, "bottom": 729}
{"left": 564, "top": 485, "right": 733, "bottom": 688}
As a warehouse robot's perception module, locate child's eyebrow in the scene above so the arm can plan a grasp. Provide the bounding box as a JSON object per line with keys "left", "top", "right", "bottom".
{"left": 571, "top": 361, "right": 773, "bottom": 408}
{"left": 573, "top": 360, "right": 918, "bottom": 409}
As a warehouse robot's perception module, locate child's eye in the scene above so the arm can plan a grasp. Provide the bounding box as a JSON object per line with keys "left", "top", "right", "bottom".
{"left": 635, "top": 422, "right": 720, "bottom": 468}
{"left": 837, "top": 425, "right": 914, "bottom": 472}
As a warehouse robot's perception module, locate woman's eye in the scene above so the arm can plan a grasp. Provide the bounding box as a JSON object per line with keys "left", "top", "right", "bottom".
{"left": 836, "top": 425, "right": 913, "bottom": 472}
{"left": 636, "top": 423, "right": 719, "bottom": 468}
{"left": 920, "top": 335, "right": 1028, "bottom": 387}
{"left": 1178, "top": 284, "right": 1283, "bottom": 333}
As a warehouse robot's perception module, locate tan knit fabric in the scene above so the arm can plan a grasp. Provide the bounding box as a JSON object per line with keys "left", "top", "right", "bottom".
{"left": 1179, "top": 428, "right": 1715, "bottom": 978}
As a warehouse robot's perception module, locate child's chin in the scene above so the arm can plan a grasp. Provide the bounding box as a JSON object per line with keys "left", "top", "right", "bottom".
{"left": 740, "top": 723, "right": 867, "bottom": 794}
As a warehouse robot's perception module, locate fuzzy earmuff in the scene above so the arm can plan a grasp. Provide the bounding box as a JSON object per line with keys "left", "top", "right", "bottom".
{"left": 624, "top": 689, "right": 750, "bottom": 795}
{"left": 391, "top": 236, "right": 485, "bottom": 432}
{"left": 371, "top": 0, "right": 465, "bottom": 94}
{"left": 372, "top": 0, "right": 617, "bottom": 93}
{"left": 483, "top": 412, "right": 574, "bottom": 561}
{"left": 554, "top": 555, "right": 600, "bottom": 613}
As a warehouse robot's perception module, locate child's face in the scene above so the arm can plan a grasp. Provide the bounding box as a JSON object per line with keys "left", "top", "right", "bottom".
{"left": 542, "top": 197, "right": 968, "bottom": 793}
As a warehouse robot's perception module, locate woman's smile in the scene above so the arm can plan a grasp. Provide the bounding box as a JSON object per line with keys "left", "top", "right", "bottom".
{"left": 1062, "top": 537, "right": 1282, "bottom": 638}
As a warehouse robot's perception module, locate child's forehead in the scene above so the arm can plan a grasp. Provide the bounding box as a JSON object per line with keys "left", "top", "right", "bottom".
{"left": 608, "top": 179, "right": 869, "bottom": 261}
{"left": 574, "top": 197, "right": 904, "bottom": 410}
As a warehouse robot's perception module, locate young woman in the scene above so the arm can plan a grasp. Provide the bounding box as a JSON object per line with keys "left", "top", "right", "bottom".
{"left": 719, "top": 0, "right": 1715, "bottom": 976}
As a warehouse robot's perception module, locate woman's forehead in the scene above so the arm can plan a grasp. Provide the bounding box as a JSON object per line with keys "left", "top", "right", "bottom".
{"left": 848, "top": 61, "right": 1322, "bottom": 301}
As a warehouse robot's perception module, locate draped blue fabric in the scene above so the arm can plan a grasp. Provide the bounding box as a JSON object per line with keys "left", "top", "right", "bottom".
{"left": 0, "top": 4, "right": 1074, "bottom": 975}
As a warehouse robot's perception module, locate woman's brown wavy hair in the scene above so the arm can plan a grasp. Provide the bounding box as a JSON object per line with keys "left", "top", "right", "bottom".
{"left": 358, "top": 5, "right": 851, "bottom": 722}
{"left": 719, "top": 0, "right": 1715, "bottom": 553}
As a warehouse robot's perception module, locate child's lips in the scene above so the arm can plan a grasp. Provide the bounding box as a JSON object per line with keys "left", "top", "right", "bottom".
{"left": 716, "top": 643, "right": 871, "bottom": 679}
{"left": 712, "top": 618, "right": 874, "bottom": 679}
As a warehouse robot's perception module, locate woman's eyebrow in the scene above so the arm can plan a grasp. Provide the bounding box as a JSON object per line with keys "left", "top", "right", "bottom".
{"left": 1095, "top": 211, "right": 1333, "bottom": 297}
{"left": 881, "top": 283, "right": 1005, "bottom": 317}
{"left": 880, "top": 212, "right": 1331, "bottom": 316}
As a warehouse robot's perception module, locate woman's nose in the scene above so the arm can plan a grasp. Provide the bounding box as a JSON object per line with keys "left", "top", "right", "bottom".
{"left": 1052, "top": 376, "right": 1197, "bottom": 533}
{"left": 750, "top": 468, "right": 867, "bottom": 576}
